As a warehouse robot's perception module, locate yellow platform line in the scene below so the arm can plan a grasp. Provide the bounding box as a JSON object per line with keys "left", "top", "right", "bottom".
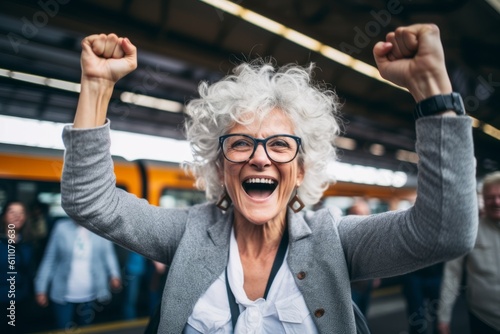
{"left": 31, "top": 317, "right": 150, "bottom": 334}
{"left": 372, "top": 285, "right": 402, "bottom": 298}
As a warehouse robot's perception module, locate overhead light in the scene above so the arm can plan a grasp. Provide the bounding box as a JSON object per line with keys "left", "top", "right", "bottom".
{"left": 335, "top": 136, "right": 356, "bottom": 150}
{"left": 200, "top": 0, "right": 243, "bottom": 16}
{"left": 282, "top": 28, "right": 322, "bottom": 51}
{"left": 199, "top": 0, "right": 405, "bottom": 89}
{"left": 0, "top": 67, "right": 184, "bottom": 113}
{"left": 120, "top": 92, "right": 184, "bottom": 113}
{"left": 319, "top": 45, "right": 353, "bottom": 67}
{"left": 369, "top": 143, "right": 385, "bottom": 156}
{"left": 327, "top": 161, "right": 408, "bottom": 187}
{"left": 240, "top": 10, "right": 285, "bottom": 35}
{"left": 395, "top": 149, "right": 419, "bottom": 164}
{"left": 469, "top": 116, "right": 499, "bottom": 140}
{"left": 483, "top": 123, "right": 500, "bottom": 140}
{"left": 0, "top": 68, "right": 81, "bottom": 92}
{"left": 10, "top": 71, "right": 46, "bottom": 86}
{"left": 46, "top": 78, "right": 81, "bottom": 93}
{"left": 484, "top": 0, "right": 500, "bottom": 14}
{"left": 469, "top": 116, "right": 481, "bottom": 128}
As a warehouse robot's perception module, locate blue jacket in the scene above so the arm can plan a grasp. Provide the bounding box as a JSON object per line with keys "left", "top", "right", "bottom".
{"left": 35, "top": 219, "right": 121, "bottom": 304}
{"left": 61, "top": 116, "right": 478, "bottom": 333}
{"left": 0, "top": 235, "right": 34, "bottom": 303}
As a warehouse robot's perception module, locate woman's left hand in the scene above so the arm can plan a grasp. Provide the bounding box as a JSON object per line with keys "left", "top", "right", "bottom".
{"left": 373, "top": 24, "right": 453, "bottom": 102}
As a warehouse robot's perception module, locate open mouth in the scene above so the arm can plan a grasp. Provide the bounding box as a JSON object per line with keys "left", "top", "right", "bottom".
{"left": 243, "top": 178, "right": 278, "bottom": 199}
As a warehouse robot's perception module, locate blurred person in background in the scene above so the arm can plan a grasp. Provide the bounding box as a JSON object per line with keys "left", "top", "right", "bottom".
{"left": 0, "top": 200, "right": 35, "bottom": 334}
{"left": 438, "top": 171, "right": 500, "bottom": 334}
{"left": 402, "top": 262, "right": 444, "bottom": 334}
{"left": 35, "top": 218, "right": 122, "bottom": 330}
{"left": 122, "top": 251, "right": 167, "bottom": 320}
{"left": 148, "top": 260, "right": 168, "bottom": 317}
{"left": 348, "top": 199, "right": 381, "bottom": 317}
{"left": 29, "top": 200, "right": 49, "bottom": 266}
{"left": 122, "top": 250, "right": 146, "bottom": 320}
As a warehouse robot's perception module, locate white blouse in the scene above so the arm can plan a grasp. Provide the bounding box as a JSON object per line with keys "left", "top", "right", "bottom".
{"left": 66, "top": 226, "right": 94, "bottom": 302}
{"left": 185, "top": 228, "right": 318, "bottom": 333}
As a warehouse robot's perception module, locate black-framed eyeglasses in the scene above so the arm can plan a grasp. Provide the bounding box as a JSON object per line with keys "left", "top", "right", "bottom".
{"left": 219, "top": 134, "right": 302, "bottom": 163}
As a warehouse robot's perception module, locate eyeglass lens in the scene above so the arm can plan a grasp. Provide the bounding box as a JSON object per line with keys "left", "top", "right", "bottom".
{"left": 222, "top": 135, "right": 299, "bottom": 163}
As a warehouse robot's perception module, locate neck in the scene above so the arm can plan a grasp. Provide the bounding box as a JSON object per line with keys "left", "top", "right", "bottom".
{"left": 233, "top": 212, "right": 287, "bottom": 259}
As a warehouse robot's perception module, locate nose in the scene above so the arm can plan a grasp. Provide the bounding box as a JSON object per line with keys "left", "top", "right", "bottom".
{"left": 249, "top": 143, "right": 271, "bottom": 167}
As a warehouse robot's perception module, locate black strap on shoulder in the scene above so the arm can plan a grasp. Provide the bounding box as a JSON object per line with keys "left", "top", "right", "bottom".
{"left": 226, "top": 228, "right": 289, "bottom": 329}
{"left": 353, "top": 300, "right": 371, "bottom": 334}
{"left": 225, "top": 268, "right": 241, "bottom": 330}
{"left": 263, "top": 228, "right": 288, "bottom": 299}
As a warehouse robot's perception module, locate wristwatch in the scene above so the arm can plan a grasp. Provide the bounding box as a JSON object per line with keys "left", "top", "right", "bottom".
{"left": 414, "top": 92, "right": 466, "bottom": 119}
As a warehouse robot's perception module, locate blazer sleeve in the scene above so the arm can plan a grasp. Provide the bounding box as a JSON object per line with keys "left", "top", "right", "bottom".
{"left": 339, "top": 116, "right": 478, "bottom": 280}
{"left": 61, "top": 121, "right": 189, "bottom": 264}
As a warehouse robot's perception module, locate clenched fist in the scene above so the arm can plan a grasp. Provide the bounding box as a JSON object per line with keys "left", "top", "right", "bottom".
{"left": 80, "top": 33, "right": 137, "bottom": 84}
{"left": 373, "top": 24, "right": 452, "bottom": 102}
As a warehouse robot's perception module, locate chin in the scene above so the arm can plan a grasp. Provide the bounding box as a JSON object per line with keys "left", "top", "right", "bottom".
{"left": 238, "top": 203, "right": 286, "bottom": 225}
{"left": 241, "top": 210, "right": 274, "bottom": 225}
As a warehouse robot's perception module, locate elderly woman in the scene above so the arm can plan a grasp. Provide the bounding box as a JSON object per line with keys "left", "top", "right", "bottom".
{"left": 62, "top": 24, "right": 477, "bottom": 333}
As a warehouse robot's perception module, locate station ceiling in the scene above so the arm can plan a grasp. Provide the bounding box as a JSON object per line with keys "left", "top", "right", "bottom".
{"left": 1, "top": 0, "right": 499, "bottom": 178}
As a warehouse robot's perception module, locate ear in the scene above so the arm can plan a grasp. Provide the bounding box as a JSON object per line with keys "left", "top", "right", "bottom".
{"left": 296, "top": 163, "right": 305, "bottom": 187}
{"left": 215, "top": 154, "right": 224, "bottom": 179}
{"left": 217, "top": 163, "right": 225, "bottom": 185}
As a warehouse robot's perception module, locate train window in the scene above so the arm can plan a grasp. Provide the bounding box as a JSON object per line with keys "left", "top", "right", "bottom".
{"left": 0, "top": 185, "right": 8, "bottom": 213}
{"left": 395, "top": 199, "right": 413, "bottom": 210}
{"left": 0, "top": 178, "right": 128, "bottom": 218}
{"left": 159, "top": 189, "right": 206, "bottom": 208}
{"left": 0, "top": 179, "right": 63, "bottom": 219}
{"left": 38, "top": 191, "right": 65, "bottom": 218}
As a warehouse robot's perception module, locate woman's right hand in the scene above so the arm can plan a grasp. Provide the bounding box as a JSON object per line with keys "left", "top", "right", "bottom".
{"left": 80, "top": 33, "right": 137, "bottom": 85}
{"left": 74, "top": 34, "right": 137, "bottom": 128}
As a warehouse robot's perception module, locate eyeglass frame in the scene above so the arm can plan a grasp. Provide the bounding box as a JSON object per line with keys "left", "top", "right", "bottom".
{"left": 218, "top": 133, "right": 302, "bottom": 163}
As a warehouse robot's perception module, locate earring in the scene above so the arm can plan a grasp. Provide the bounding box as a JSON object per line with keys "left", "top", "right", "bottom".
{"left": 288, "top": 192, "right": 305, "bottom": 213}
{"left": 216, "top": 192, "right": 232, "bottom": 211}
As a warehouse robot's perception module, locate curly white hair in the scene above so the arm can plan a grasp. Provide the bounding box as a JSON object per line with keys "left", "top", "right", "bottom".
{"left": 183, "top": 59, "right": 342, "bottom": 206}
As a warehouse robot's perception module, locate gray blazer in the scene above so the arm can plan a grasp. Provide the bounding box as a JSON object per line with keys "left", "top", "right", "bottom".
{"left": 61, "top": 116, "right": 478, "bottom": 333}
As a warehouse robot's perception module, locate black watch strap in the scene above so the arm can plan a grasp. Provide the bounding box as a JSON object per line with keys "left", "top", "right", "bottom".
{"left": 414, "top": 92, "right": 465, "bottom": 119}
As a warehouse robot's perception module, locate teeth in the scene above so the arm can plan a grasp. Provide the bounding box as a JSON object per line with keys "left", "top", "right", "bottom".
{"left": 245, "top": 178, "right": 275, "bottom": 184}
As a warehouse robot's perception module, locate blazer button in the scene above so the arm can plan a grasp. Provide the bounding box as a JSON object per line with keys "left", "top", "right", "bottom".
{"left": 297, "top": 271, "right": 306, "bottom": 280}
{"left": 314, "top": 308, "right": 325, "bottom": 318}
